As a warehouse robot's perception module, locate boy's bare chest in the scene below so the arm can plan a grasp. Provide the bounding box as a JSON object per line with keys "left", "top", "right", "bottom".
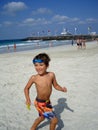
{"left": 36, "top": 75, "right": 52, "bottom": 87}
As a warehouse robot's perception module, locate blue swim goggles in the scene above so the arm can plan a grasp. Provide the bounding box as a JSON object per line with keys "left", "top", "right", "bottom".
{"left": 33, "top": 59, "right": 44, "bottom": 63}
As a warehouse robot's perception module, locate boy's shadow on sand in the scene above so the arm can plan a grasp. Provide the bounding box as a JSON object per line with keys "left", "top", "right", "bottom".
{"left": 37, "top": 98, "right": 74, "bottom": 130}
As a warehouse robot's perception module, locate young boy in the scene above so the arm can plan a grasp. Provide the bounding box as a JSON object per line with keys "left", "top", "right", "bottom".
{"left": 24, "top": 53, "right": 67, "bottom": 130}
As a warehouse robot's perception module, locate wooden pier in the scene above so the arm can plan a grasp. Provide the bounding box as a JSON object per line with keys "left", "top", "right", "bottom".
{"left": 22, "top": 34, "right": 98, "bottom": 41}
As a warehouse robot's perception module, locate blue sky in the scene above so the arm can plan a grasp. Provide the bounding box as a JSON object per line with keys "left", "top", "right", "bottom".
{"left": 0, "top": 0, "right": 98, "bottom": 40}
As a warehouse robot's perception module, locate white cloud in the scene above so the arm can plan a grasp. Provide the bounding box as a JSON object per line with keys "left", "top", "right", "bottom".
{"left": 3, "top": 21, "right": 13, "bottom": 26}
{"left": 78, "top": 21, "right": 86, "bottom": 24}
{"left": 52, "top": 15, "right": 69, "bottom": 22}
{"left": 32, "top": 8, "right": 52, "bottom": 15}
{"left": 71, "top": 17, "right": 80, "bottom": 22}
{"left": 23, "top": 18, "right": 35, "bottom": 24}
{"left": 3, "top": 2, "right": 27, "bottom": 15}
{"left": 20, "top": 17, "right": 51, "bottom": 26}
{"left": 86, "top": 18, "right": 97, "bottom": 23}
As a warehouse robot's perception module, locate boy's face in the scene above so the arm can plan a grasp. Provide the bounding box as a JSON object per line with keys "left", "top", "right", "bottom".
{"left": 34, "top": 62, "right": 48, "bottom": 75}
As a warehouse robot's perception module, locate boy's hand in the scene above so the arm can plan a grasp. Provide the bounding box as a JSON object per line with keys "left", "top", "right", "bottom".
{"left": 26, "top": 99, "right": 31, "bottom": 105}
{"left": 27, "top": 104, "right": 31, "bottom": 110}
{"left": 62, "top": 87, "right": 67, "bottom": 92}
{"left": 25, "top": 100, "right": 31, "bottom": 110}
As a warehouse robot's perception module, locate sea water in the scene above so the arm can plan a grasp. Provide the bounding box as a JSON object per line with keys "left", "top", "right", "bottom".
{"left": 0, "top": 39, "right": 72, "bottom": 54}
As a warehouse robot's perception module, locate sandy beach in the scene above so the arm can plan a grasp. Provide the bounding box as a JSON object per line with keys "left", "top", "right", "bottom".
{"left": 0, "top": 40, "right": 98, "bottom": 130}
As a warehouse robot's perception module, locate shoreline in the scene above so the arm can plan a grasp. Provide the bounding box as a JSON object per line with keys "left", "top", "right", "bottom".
{"left": 0, "top": 40, "right": 97, "bottom": 55}
{"left": 0, "top": 40, "right": 72, "bottom": 54}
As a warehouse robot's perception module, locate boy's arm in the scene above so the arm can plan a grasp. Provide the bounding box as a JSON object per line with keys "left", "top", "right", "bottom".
{"left": 52, "top": 72, "right": 67, "bottom": 92}
{"left": 24, "top": 76, "right": 34, "bottom": 105}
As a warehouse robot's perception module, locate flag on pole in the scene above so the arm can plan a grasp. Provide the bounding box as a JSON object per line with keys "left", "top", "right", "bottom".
{"left": 88, "top": 26, "right": 92, "bottom": 34}
{"left": 88, "top": 26, "right": 91, "bottom": 31}
{"left": 75, "top": 27, "right": 77, "bottom": 31}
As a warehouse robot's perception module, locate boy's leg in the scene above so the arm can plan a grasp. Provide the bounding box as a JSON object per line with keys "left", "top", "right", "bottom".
{"left": 50, "top": 117, "right": 58, "bottom": 130}
{"left": 30, "top": 116, "right": 45, "bottom": 130}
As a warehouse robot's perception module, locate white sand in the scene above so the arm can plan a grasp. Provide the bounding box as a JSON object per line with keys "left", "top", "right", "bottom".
{"left": 0, "top": 41, "right": 98, "bottom": 130}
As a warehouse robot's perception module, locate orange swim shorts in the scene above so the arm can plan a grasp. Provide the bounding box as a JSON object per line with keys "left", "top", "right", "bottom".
{"left": 34, "top": 97, "right": 56, "bottom": 119}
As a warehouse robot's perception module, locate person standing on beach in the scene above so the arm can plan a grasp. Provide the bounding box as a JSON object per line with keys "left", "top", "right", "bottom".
{"left": 76, "top": 38, "right": 82, "bottom": 49}
{"left": 24, "top": 53, "right": 67, "bottom": 130}
{"left": 7, "top": 45, "right": 10, "bottom": 50}
{"left": 71, "top": 39, "right": 74, "bottom": 46}
{"left": 76, "top": 38, "right": 80, "bottom": 49}
{"left": 82, "top": 38, "right": 86, "bottom": 49}
{"left": 14, "top": 43, "right": 16, "bottom": 51}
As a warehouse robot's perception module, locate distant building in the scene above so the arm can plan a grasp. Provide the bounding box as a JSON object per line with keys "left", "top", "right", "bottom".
{"left": 61, "top": 28, "right": 72, "bottom": 35}
{"left": 90, "top": 32, "right": 96, "bottom": 35}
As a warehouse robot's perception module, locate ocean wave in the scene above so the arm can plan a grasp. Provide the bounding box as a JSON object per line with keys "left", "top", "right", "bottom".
{"left": 0, "top": 40, "right": 71, "bottom": 54}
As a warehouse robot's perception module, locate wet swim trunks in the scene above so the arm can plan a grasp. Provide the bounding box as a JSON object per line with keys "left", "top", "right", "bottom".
{"left": 34, "top": 97, "right": 56, "bottom": 119}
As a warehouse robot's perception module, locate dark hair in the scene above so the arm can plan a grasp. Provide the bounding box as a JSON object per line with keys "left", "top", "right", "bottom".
{"left": 33, "top": 53, "right": 51, "bottom": 66}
